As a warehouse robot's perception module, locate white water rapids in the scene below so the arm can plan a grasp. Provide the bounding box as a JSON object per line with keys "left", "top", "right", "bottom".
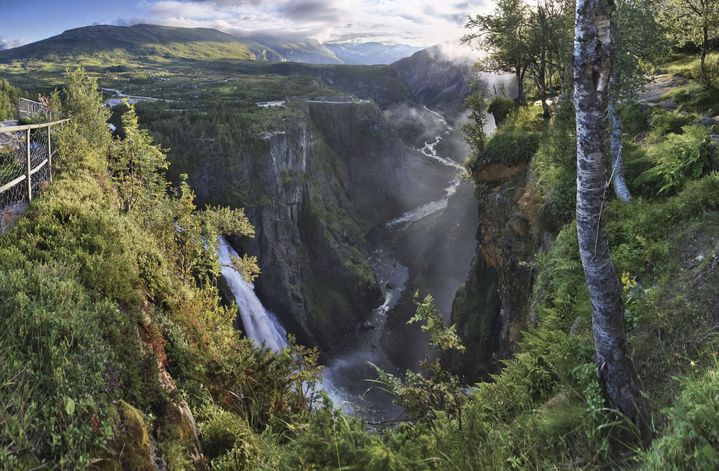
{"left": 385, "top": 107, "right": 464, "bottom": 229}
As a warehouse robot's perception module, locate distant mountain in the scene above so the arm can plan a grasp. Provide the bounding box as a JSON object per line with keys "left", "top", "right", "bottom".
{"left": 0, "top": 24, "right": 260, "bottom": 62}
{"left": 391, "top": 43, "right": 480, "bottom": 117}
{"left": 250, "top": 36, "right": 342, "bottom": 65}
{"left": 325, "top": 43, "right": 422, "bottom": 65}
{"left": 0, "top": 24, "right": 340, "bottom": 65}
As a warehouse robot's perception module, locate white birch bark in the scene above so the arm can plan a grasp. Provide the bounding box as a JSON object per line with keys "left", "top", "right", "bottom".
{"left": 609, "top": 101, "right": 632, "bottom": 202}
{"left": 573, "top": 0, "right": 648, "bottom": 439}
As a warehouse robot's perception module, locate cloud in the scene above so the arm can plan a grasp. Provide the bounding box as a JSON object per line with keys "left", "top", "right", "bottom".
{"left": 0, "top": 37, "right": 26, "bottom": 50}
{"left": 124, "top": 0, "right": 493, "bottom": 46}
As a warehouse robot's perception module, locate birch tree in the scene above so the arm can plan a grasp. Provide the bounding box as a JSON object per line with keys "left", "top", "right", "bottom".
{"left": 609, "top": 0, "right": 666, "bottom": 202}
{"left": 573, "top": 0, "right": 650, "bottom": 439}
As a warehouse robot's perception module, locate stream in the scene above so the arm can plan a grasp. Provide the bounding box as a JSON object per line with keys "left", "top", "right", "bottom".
{"left": 101, "top": 87, "right": 163, "bottom": 107}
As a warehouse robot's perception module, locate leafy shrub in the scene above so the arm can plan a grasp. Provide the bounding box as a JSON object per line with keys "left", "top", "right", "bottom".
{"left": 619, "top": 102, "right": 650, "bottom": 136}
{"left": 636, "top": 125, "right": 713, "bottom": 195}
{"left": 0, "top": 78, "right": 23, "bottom": 121}
{"left": 695, "top": 55, "right": 719, "bottom": 90}
{"left": 480, "top": 128, "right": 541, "bottom": 166}
{"left": 198, "top": 405, "right": 265, "bottom": 470}
{"left": 647, "top": 108, "right": 694, "bottom": 140}
{"left": 487, "top": 96, "right": 515, "bottom": 127}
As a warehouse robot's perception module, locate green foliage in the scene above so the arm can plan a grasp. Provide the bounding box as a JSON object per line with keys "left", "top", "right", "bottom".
{"left": 0, "top": 68, "right": 331, "bottom": 469}
{"left": 376, "top": 296, "right": 468, "bottom": 427}
{"left": 463, "top": 91, "right": 487, "bottom": 156}
{"left": 619, "top": 101, "right": 650, "bottom": 136}
{"left": 647, "top": 108, "right": 695, "bottom": 140}
{"left": 473, "top": 106, "right": 543, "bottom": 169}
{"left": 409, "top": 295, "right": 466, "bottom": 354}
{"left": 612, "top": 0, "right": 668, "bottom": 100}
{"left": 531, "top": 96, "right": 577, "bottom": 226}
{"left": 637, "top": 125, "right": 713, "bottom": 195}
{"left": 487, "top": 96, "right": 515, "bottom": 126}
{"left": 642, "top": 369, "right": 719, "bottom": 470}
{"left": 54, "top": 67, "right": 111, "bottom": 173}
{"left": 695, "top": 55, "right": 719, "bottom": 90}
{"left": 109, "top": 102, "right": 168, "bottom": 212}
{"left": 0, "top": 78, "right": 23, "bottom": 120}
{"left": 197, "top": 405, "right": 271, "bottom": 470}
{"left": 667, "top": 79, "right": 719, "bottom": 116}
{"left": 659, "top": 0, "right": 719, "bottom": 89}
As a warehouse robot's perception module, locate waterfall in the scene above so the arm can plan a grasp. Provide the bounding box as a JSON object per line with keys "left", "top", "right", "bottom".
{"left": 218, "top": 236, "right": 288, "bottom": 352}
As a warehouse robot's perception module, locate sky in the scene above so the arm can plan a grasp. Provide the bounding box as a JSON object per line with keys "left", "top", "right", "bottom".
{"left": 0, "top": 0, "right": 492, "bottom": 50}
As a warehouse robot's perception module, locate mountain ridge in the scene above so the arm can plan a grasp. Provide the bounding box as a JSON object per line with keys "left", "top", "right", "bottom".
{"left": 0, "top": 23, "right": 421, "bottom": 65}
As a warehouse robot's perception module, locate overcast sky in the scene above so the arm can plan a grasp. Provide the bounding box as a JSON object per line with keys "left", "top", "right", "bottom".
{"left": 0, "top": 0, "right": 491, "bottom": 50}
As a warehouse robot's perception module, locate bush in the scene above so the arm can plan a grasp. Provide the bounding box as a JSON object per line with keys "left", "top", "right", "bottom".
{"left": 0, "top": 78, "right": 23, "bottom": 121}
{"left": 480, "top": 128, "right": 541, "bottom": 166}
{"left": 487, "top": 96, "right": 515, "bottom": 127}
{"left": 648, "top": 108, "right": 694, "bottom": 141}
{"left": 619, "top": 102, "right": 650, "bottom": 137}
{"left": 695, "top": 55, "right": 719, "bottom": 90}
{"left": 531, "top": 98, "right": 576, "bottom": 226}
{"left": 199, "top": 406, "right": 261, "bottom": 468}
{"left": 636, "top": 125, "right": 713, "bottom": 195}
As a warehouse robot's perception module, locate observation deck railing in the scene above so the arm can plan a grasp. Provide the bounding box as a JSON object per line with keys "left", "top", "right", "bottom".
{"left": 0, "top": 119, "right": 69, "bottom": 231}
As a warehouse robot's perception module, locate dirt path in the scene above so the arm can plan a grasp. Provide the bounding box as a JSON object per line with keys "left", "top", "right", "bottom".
{"left": 637, "top": 74, "right": 689, "bottom": 110}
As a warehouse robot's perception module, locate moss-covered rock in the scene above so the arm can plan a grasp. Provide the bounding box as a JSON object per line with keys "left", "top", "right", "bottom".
{"left": 106, "top": 401, "right": 157, "bottom": 471}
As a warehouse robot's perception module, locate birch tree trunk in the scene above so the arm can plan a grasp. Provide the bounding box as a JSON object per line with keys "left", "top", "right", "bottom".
{"left": 609, "top": 101, "right": 632, "bottom": 202}
{"left": 573, "top": 0, "right": 649, "bottom": 439}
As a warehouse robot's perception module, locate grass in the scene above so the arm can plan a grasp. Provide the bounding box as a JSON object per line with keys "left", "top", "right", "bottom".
{"left": 655, "top": 53, "right": 702, "bottom": 76}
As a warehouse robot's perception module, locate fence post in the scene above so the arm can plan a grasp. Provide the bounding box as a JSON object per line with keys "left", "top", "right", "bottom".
{"left": 47, "top": 124, "right": 53, "bottom": 182}
{"left": 26, "top": 128, "right": 32, "bottom": 202}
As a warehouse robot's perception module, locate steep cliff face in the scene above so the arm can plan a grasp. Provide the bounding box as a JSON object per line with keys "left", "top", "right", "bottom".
{"left": 187, "top": 100, "right": 450, "bottom": 350}
{"left": 307, "top": 100, "right": 451, "bottom": 225}
{"left": 451, "top": 162, "right": 541, "bottom": 381}
{"left": 186, "top": 112, "right": 377, "bottom": 349}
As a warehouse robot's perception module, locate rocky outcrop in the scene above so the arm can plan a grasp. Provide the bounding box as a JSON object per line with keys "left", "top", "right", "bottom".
{"left": 451, "top": 161, "right": 541, "bottom": 381}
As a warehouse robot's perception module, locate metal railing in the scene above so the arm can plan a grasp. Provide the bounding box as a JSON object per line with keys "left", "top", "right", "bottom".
{"left": 0, "top": 119, "right": 69, "bottom": 230}
{"left": 18, "top": 97, "right": 62, "bottom": 122}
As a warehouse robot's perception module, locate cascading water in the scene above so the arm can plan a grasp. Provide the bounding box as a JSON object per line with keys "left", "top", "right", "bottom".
{"left": 218, "top": 236, "right": 288, "bottom": 352}
{"left": 218, "top": 236, "right": 349, "bottom": 407}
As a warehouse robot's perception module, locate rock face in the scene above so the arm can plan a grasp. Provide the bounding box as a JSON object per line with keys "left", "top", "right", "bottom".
{"left": 307, "top": 100, "right": 450, "bottom": 225}
{"left": 392, "top": 45, "right": 517, "bottom": 122}
{"left": 451, "top": 161, "right": 541, "bottom": 381}
{"left": 392, "top": 46, "right": 476, "bottom": 118}
{"left": 188, "top": 100, "right": 448, "bottom": 350}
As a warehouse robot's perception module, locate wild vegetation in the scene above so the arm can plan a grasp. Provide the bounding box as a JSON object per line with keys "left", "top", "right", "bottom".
{"left": 0, "top": 0, "right": 718, "bottom": 467}
{"left": 0, "top": 78, "right": 24, "bottom": 120}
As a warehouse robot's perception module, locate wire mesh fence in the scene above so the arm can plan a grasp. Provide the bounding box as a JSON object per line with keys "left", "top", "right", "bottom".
{"left": 18, "top": 97, "right": 62, "bottom": 122}
{"left": 0, "top": 120, "right": 66, "bottom": 232}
